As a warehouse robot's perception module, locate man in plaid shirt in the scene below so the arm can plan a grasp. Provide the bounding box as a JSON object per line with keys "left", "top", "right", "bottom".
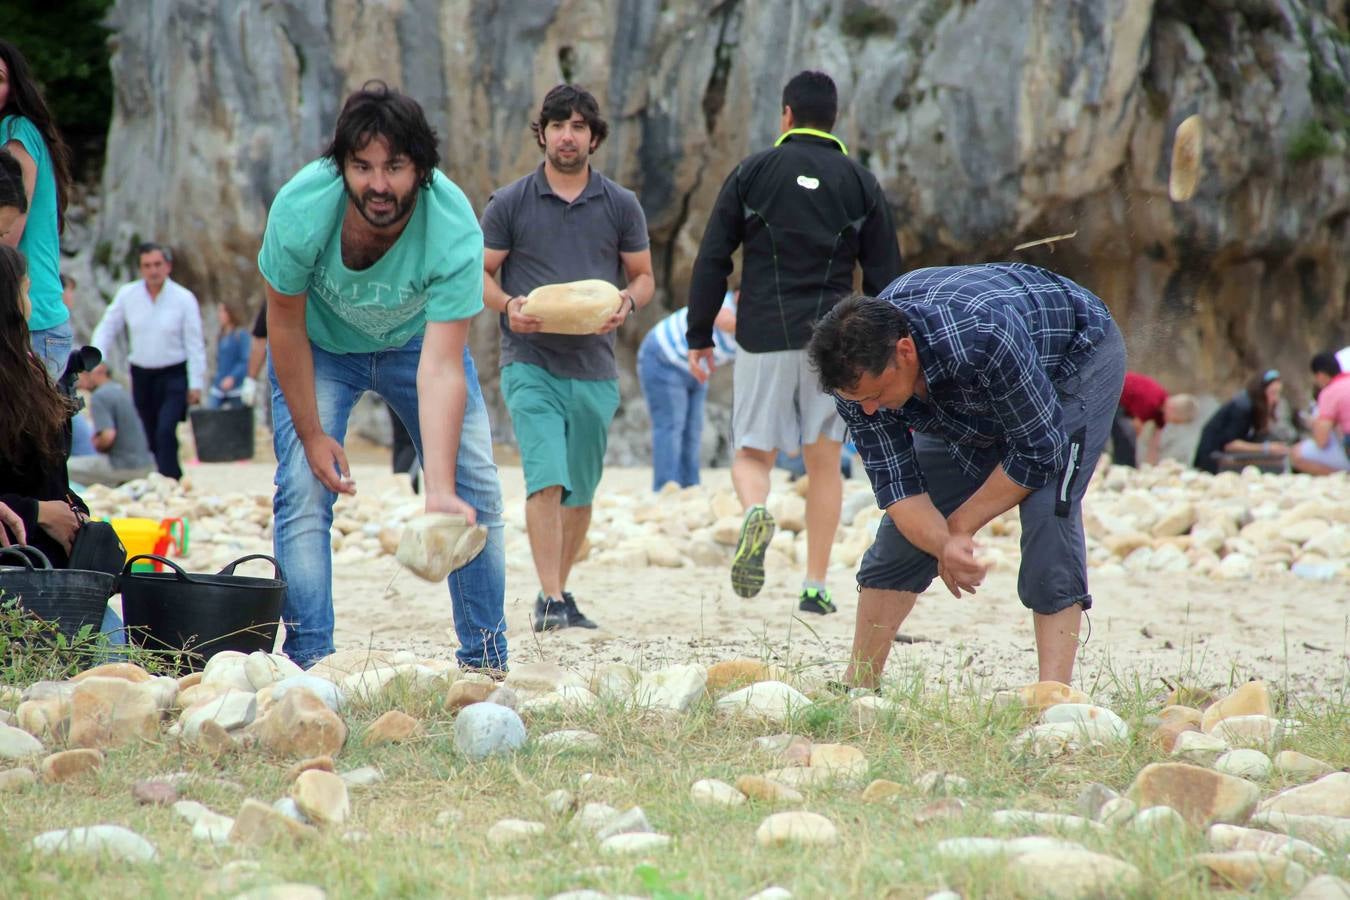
{"left": 807, "top": 264, "right": 1126, "bottom": 689}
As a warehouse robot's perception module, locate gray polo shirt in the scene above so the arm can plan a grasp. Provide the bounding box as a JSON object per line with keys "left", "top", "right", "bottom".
{"left": 482, "top": 164, "right": 649, "bottom": 380}
{"left": 89, "top": 380, "right": 154, "bottom": 471}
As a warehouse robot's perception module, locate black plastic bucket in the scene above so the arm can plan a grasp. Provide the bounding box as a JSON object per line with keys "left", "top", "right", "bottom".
{"left": 189, "top": 406, "right": 254, "bottom": 462}
{"left": 119, "top": 553, "right": 285, "bottom": 671}
{"left": 0, "top": 545, "right": 116, "bottom": 641}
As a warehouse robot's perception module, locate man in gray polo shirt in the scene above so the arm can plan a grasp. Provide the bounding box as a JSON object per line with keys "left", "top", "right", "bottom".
{"left": 68, "top": 363, "right": 155, "bottom": 486}
{"left": 482, "top": 83, "right": 655, "bottom": 633}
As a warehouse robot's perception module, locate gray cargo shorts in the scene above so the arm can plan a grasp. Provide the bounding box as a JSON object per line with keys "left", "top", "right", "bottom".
{"left": 856, "top": 322, "right": 1126, "bottom": 615}
{"left": 733, "top": 347, "right": 847, "bottom": 454}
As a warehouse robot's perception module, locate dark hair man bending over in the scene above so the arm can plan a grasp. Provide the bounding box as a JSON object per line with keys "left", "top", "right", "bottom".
{"left": 808, "top": 264, "right": 1126, "bottom": 690}
{"left": 686, "top": 70, "right": 901, "bottom": 616}
{"left": 258, "top": 82, "right": 506, "bottom": 671}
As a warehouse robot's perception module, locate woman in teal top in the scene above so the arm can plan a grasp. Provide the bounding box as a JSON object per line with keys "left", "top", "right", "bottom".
{"left": 0, "top": 40, "right": 74, "bottom": 380}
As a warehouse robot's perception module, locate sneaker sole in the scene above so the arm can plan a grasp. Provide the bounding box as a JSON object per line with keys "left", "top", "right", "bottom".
{"left": 532, "top": 619, "right": 569, "bottom": 633}
{"left": 731, "top": 507, "right": 775, "bottom": 598}
{"left": 798, "top": 599, "right": 837, "bottom": 615}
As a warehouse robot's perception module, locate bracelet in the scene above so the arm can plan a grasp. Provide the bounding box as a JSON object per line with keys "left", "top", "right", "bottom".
{"left": 624, "top": 293, "right": 636, "bottom": 315}
{"left": 1262, "top": 441, "right": 1270, "bottom": 453}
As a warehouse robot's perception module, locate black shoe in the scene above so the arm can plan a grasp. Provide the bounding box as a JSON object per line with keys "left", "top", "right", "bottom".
{"left": 730, "top": 505, "right": 775, "bottom": 598}
{"left": 561, "top": 591, "right": 599, "bottom": 629}
{"left": 798, "top": 587, "right": 837, "bottom": 615}
{"left": 532, "top": 593, "right": 570, "bottom": 632}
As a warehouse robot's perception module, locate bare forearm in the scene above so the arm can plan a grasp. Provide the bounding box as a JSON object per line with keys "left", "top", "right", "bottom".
{"left": 247, "top": 339, "right": 267, "bottom": 380}
{"left": 947, "top": 466, "right": 1032, "bottom": 537}
{"left": 483, "top": 269, "right": 514, "bottom": 313}
{"left": 267, "top": 306, "right": 321, "bottom": 440}
{"left": 416, "top": 364, "right": 467, "bottom": 497}
{"left": 885, "top": 494, "right": 952, "bottom": 559}
{"left": 1147, "top": 428, "right": 1162, "bottom": 466}
{"left": 624, "top": 273, "right": 655, "bottom": 309}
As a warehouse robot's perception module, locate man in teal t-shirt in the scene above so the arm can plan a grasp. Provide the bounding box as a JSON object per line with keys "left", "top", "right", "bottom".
{"left": 258, "top": 82, "right": 506, "bottom": 671}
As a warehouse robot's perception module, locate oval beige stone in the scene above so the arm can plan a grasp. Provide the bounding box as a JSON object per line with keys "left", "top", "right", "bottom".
{"left": 521, "top": 279, "right": 622, "bottom": 335}
{"left": 1192, "top": 851, "right": 1307, "bottom": 893}
{"left": 755, "top": 811, "right": 838, "bottom": 847}
{"left": 735, "top": 775, "right": 802, "bottom": 804}
{"left": 1201, "top": 681, "right": 1271, "bottom": 733}
{"left": 40, "top": 748, "right": 104, "bottom": 783}
{"left": 1126, "top": 762, "right": 1259, "bottom": 827}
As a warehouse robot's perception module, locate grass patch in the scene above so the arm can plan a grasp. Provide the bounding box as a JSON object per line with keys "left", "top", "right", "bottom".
{"left": 0, "top": 659, "right": 1346, "bottom": 898}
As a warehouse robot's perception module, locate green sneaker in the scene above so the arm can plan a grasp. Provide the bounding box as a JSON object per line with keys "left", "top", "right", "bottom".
{"left": 798, "top": 587, "right": 837, "bottom": 615}
{"left": 730, "top": 504, "right": 776, "bottom": 598}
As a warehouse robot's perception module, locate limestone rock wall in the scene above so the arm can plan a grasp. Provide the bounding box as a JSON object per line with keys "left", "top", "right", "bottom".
{"left": 91, "top": 0, "right": 1350, "bottom": 431}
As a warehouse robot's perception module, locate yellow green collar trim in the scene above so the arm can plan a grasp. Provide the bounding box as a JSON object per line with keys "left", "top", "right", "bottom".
{"left": 774, "top": 127, "right": 847, "bottom": 155}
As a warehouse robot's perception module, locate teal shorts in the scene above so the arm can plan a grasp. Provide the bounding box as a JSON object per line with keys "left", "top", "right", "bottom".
{"left": 501, "top": 362, "right": 620, "bottom": 507}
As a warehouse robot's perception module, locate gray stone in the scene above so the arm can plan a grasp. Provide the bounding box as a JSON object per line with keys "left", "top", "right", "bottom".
{"left": 599, "top": 832, "right": 672, "bottom": 854}
{"left": 0, "top": 724, "right": 43, "bottom": 760}
{"left": 31, "top": 825, "right": 158, "bottom": 862}
{"left": 271, "top": 675, "right": 345, "bottom": 713}
{"left": 1077, "top": 782, "right": 1119, "bottom": 820}
{"left": 595, "top": 806, "right": 652, "bottom": 841}
{"left": 1292, "top": 875, "right": 1350, "bottom": 900}
{"left": 339, "top": 766, "right": 383, "bottom": 788}
{"left": 453, "top": 702, "right": 526, "bottom": 761}
{"left": 272, "top": 797, "right": 311, "bottom": 824}
{"left": 181, "top": 689, "right": 257, "bottom": 738}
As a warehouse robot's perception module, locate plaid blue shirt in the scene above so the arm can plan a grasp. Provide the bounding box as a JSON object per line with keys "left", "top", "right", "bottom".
{"left": 835, "top": 264, "right": 1114, "bottom": 508}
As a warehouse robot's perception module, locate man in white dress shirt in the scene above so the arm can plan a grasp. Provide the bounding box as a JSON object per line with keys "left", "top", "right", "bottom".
{"left": 91, "top": 242, "right": 206, "bottom": 479}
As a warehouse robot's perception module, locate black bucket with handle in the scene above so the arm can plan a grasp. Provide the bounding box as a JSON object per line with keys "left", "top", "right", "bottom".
{"left": 119, "top": 553, "right": 285, "bottom": 671}
{"left": 0, "top": 545, "right": 116, "bottom": 641}
{"left": 189, "top": 406, "right": 254, "bottom": 462}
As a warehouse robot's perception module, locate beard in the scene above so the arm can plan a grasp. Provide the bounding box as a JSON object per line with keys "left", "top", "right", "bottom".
{"left": 546, "top": 143, "right": 589, "bottom": 174}
{"left": 346, "top": 180, "right": 419, "bottom": 229}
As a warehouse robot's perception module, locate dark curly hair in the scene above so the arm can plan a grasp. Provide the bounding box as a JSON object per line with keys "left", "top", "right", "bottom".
{"left": 0, "top": 147, "right": 27, "bottom": 213}
{"left": 807, "top": 294, "right": 911, "bottom": 393}
{"left": 323, "top": 80, "right": 440, "bottom": 189}
{"left": 530, "top": 84, "right": 608, "bottom": 151}
{"left": 0, "top": 245, "right": 73, "bottom": 465}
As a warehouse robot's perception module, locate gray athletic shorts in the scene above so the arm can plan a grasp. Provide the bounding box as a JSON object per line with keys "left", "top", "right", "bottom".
{"left": 733, "top": 348, "right": 847, "bottom": 453}
{"left": 856, "top": 322, "right": 1127, "bottom": 615}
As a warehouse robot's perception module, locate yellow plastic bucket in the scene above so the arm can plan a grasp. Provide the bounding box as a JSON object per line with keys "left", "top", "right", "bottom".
{"left": 107, "top": 517, "right": 188, "bottom": 573}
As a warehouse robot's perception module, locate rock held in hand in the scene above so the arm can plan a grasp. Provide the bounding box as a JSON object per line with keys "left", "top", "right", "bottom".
{"left": 521, "top": 279, "right": 622, "bottom": 334}
{"left": 396, "top": 514, "right": 488, "bottom": 582}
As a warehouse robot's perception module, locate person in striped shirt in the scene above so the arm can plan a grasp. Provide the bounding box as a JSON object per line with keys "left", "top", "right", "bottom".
{"left": 637, "top": 290, "right": 736, "bottom": 491}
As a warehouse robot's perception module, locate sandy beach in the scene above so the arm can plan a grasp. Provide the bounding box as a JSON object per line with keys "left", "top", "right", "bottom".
{"left": 91, "top": 432, "right": 1349, "bottom": 702}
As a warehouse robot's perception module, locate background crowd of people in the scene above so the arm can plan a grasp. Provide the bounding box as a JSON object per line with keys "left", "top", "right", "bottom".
{"left": 1, "top": 37, "right": 1347, "bottom": 673}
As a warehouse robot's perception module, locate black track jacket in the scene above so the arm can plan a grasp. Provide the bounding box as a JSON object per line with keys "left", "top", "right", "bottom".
{"left": 686, "top": 130, "right": 901, "bottom": 353}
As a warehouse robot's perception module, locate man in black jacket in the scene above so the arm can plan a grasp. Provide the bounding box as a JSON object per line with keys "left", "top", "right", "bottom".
{"left": 686, "top": 70, "right": 901, "bottom": 615}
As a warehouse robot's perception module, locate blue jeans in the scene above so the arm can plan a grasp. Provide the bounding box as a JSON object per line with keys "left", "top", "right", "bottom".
{"left": 30, "top": 319, "right": 73, "bottom": 382}
{"left": 269, "top": 336, "right": 506, "bottom": 669}
{"left": 637, "top": 338, "right": 706, "bottom": 491}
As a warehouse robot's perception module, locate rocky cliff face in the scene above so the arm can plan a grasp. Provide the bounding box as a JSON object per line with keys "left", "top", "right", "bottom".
{"left": 88, "top": 0, "right": 1350, "bottom": 429}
